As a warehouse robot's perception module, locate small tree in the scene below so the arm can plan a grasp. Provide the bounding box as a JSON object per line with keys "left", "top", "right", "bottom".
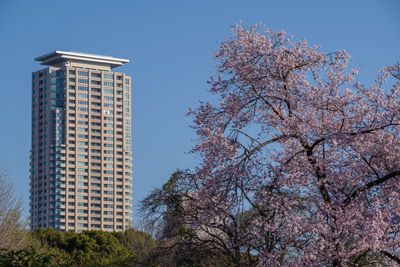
{"left": 113, "top": 228, "right": 157, "bottom": 266}
{"left": 188, "top": 24, "right": 400, "bottom": 265}
{"left": 140, "top": 170, "right": 259, "bottom": 266}
{"left": 0, "top": 169, "right": 26, "bottom": 251}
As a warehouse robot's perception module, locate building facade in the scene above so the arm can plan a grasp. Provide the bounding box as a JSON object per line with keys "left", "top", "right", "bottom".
{"left": 31, "top": 51, "right": 133, "bottom": 232}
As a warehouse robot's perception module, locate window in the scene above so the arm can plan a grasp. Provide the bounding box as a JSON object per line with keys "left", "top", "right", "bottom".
{"left": 78, "top": 93, "right": 88, "bottom": 98}
{"left": 125, "top": 78, "right": 129, "bottom": 85}
{"left": 104, "top": 74, "right": 114, "bottom": 80}
{"left": 104, "top": 96, "right": 114, "bottom": 101}
{"left": 78, "top": 86, "right": 88, "bottom": 91}
{"left": 78, "top": 71, "right": 88, "bottom": 76}
{"left": 78, "top": 100, "right": 88, "bottom": 105}
{"left": 91, "top": 73, "right": 101, "bottom": 78}
{"left": 91, "top": 80, "right": 101, "bottom": 85}
{"left": 78, "top": 79, "right": 88, "bottom": 84}
{"left": 78, "top": 107, "right": 88, "bottom": 112}
{"left": 104, "top": 89, "right": 114, "bottom": 94}
{"left": 104, "top": 103, "right": 114, "bottom": 108}
{"left": 104, "top": 81, "right": 113, "bottom": 87}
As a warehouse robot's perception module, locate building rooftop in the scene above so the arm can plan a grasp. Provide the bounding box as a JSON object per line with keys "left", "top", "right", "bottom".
{"left": 35, "top": 50, "right": 129, "bottom": 69}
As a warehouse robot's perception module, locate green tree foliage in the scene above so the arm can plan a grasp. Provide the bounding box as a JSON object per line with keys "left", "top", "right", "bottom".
{"left": 30, "top": 229, "right": 134, "bottom": 266}
{"left": 0, "top": 247, "right": 53, "bottom": 267}
{"left": 113, "top": 229, "right": 157, "bottom": 266}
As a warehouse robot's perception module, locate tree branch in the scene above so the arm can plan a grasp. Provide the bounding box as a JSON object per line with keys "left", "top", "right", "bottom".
{"left": 381, "top": 250, "right": 400, "bottom": 265}
{"left": 343, "top": 171, "right": 400, "bottom": 206}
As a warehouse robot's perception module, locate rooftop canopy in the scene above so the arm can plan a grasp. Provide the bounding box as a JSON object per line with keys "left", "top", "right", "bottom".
{"left": 35, "top": 51, "right": 129, "bottom": 69}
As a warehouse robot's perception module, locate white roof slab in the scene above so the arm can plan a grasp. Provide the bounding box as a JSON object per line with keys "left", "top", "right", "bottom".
{"left": 35, "top": 51, "right": 129, "bottom": 69}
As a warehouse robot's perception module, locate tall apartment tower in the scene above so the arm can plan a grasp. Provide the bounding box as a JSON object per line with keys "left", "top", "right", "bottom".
{"left": 31, "top": 51, "right": 133, "bottom": 232}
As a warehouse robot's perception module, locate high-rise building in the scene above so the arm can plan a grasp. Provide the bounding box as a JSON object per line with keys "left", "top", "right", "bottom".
{"left": 31, "top": 51, "right": 133, "bottom": 232}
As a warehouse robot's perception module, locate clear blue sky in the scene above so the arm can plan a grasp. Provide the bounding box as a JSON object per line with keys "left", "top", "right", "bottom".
{"left": 0, "top": 0, "right": 399, "bottom": 225}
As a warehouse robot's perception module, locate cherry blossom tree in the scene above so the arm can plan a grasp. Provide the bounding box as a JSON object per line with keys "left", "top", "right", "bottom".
{"left": 189, "top": 24, "right": 400, "bottom": 266}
